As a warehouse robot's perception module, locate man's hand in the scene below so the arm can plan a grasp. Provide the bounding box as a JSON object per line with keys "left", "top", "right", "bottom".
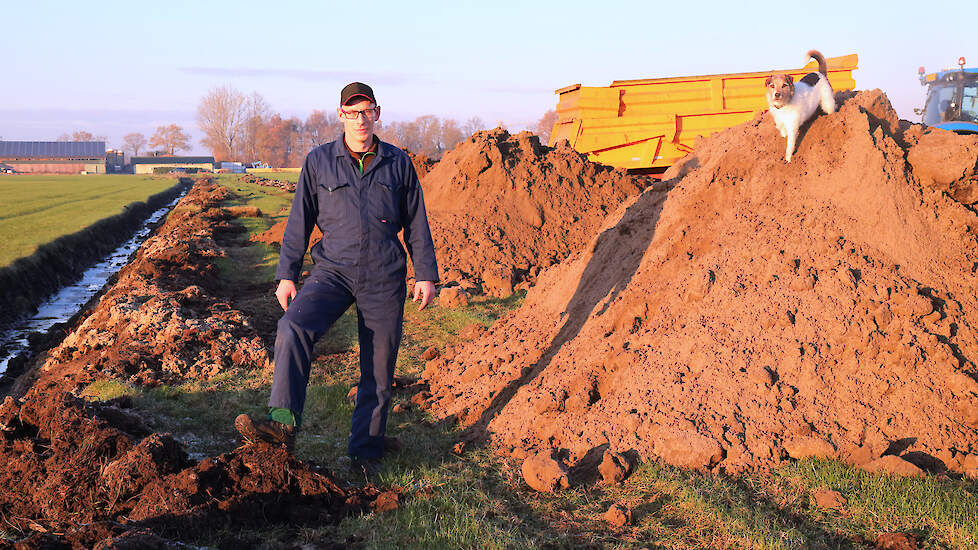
{"left": 413, "top": 280, "right": 436, "bottom": 310}
{"left": 276, "top": 279, "right": 297, "bottom": 311}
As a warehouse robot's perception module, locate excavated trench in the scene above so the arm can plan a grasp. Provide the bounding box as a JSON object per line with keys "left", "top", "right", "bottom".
{"left": 0, "top": 181, "right": 190, "bottom": 380}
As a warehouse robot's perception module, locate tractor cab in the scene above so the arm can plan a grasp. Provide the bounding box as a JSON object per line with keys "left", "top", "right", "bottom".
{"left": 918, "top": 57, "right": 978, "bottom": 134}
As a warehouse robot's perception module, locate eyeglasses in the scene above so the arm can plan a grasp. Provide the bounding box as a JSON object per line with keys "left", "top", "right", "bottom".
{"left": 340, "top": 106, "right": 379, "bottom": 120}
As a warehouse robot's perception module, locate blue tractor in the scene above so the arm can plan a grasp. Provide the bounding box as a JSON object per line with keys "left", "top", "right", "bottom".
{"left": 917, "top": 57, "right": 978, "bottom": 134}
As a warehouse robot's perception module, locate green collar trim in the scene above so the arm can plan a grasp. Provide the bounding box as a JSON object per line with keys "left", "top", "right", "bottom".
{"left": 356, "top": 150, "right": 376, "bottom": 174}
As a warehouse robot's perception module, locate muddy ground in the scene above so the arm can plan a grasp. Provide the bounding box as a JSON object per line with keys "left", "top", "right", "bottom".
{"left": 420, "top": 90, "right": 978, "bottom": 478}
{"left": 1, "top": 180, "right": 396, "bottom": 549}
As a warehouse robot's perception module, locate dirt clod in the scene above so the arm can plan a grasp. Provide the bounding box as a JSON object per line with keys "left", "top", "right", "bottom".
{"left": 521, "top": 451, "right": 570, "bottom": 493}
{"left": 598, "top": 449, "right": 632, "bottom": 486}
{"left": 371, "top": 491, "right": 400, "bottom": 513}
{"left": 784, "top": 436, "right": 836, "bottom": 461}
{"left": 861, "top": 455, "right": 925, "bottom": 477}
{"left": 604, "top": 503, "right": 632, "bottom": 527}
{"left": 420, "top": 346, "right": 440, "bottom": 361}
{"left": 811, "top": 489, "right": 847, "bottom": 510}
{"left": 438, "top": 286, "right": 469, "bottom": 308}
{"left": 875, "top": 532, "right": 921, "bottom": 550}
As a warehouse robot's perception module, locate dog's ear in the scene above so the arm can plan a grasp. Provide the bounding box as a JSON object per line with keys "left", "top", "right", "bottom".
{"left": 765, "top": 76, "right": 772, "bottom": 87}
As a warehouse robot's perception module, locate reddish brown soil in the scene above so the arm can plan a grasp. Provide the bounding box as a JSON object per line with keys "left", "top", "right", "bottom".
{"left": 420, "top": 91, "right": 978, "bottom": 474}
{"left": 407, "top": 150, "right": 437, "bottom": 179}
{"left": 252, "top": 219, "right": 323, "bottom": 252}
{"left": 0, "top": 386, "right": 383, "bottom": 547}
{"left": 22, "top": 179, "right": 271, "bottom": 395}
{"left": 422, "top": 129, "right": 651, "bottom": 294}
{"left": 1, "top": 178, "right": 393, "bottom": 547}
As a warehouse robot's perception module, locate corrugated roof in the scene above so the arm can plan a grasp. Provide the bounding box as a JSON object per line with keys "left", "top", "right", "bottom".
{"left": 0, "top": 141, "right": 106, "bottom": 158}
{"left": 131, "top": 156, "right": 215, "bottom": 164}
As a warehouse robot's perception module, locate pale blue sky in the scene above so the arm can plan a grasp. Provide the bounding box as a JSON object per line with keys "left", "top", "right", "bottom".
{"left": 1, "top": 0, "right": 972, "bottom": 154}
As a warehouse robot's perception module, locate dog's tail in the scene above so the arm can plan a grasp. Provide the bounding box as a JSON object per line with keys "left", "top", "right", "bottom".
{"left": 807, "top": 50, "right": 828, "bottom": 76}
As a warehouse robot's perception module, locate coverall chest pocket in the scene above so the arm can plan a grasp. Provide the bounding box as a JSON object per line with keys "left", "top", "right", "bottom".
{"left": 318, "top": 181, "right": 353, "bottom": 228}
{"left": 370, "top": 180, "right": 403, "bottom": 227}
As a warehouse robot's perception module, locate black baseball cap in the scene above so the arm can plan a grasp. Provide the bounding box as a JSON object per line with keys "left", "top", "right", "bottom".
{"left": 340, "top": 82, "right": 376, "bottom": 106}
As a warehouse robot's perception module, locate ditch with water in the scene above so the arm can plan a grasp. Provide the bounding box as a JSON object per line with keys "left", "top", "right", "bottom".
{"left": 0, "top": 189, "right": 189, "bottom": 377}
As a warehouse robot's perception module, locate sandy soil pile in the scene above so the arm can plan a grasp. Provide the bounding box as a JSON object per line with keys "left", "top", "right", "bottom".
{"left": 0, "top": 387, "right": 386, "bottom": 548}
{"left": 422, "top": 129, "right": 651, "bottom": 294}
{"left": 26, "top": 179, "right": 270, "bottom": 394}
{"left": 421, "top": 91, "right": 978, "bottom": 475}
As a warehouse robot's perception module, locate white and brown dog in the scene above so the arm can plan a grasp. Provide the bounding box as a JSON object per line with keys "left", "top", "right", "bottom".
{"left": 765, "top": 50, "right": 836, "bottom": 162}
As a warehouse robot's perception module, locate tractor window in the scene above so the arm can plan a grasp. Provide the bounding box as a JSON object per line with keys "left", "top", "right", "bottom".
{"left": 961, "top": 84, "right": 978, "bottom": 122}
{"left": 924, "top": 85, "right": 956, "bottom": 125}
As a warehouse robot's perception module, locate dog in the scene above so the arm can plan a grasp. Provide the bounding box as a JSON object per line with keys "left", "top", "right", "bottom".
{"left": 765, "top": 50, "right": 836, "bottom": 162}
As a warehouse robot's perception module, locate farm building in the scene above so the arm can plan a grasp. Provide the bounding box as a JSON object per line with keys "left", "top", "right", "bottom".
{"left": 131, "top": 155, "right": 215, "bottom": 174}
{"left": 0, "top": 141, "right": 107, "bottom": 174}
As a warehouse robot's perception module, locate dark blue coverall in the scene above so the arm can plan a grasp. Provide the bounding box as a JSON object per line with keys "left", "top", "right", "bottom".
{"left": 269, "top": 135, "right": 438, "bottom": 459}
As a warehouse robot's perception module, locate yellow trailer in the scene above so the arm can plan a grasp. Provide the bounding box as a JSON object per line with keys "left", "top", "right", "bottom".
{"left": 549, "top": 54, "right": 858, "bottom": 170}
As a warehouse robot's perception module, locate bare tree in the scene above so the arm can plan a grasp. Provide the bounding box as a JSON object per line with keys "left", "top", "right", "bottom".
{"left": 463, "top": 116, "right": 486, "bottom": 138}
{"left": 303, "top": 110, "right": 342, "bottom": 149}
{"left": 258, "top": 114, "right": 302, "bottom": 168}
{"left": 122, "top": 132, "right": 147, "bottom": 157}
{"left": 535, "top": 109, "right": 558, "bottom": 145}
{"left": 196, "top": 84, "right": 248, "bottom": 161}
{"left": 239, "top": 92, "right": 272, "bottom": 164}
{"left": 439, "top": 118, "right": 466, "bottom": 155}
{"left": 149, "top": 124, "right": 190, "bottom": 155}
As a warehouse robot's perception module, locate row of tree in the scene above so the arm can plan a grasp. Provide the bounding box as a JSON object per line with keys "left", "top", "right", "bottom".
{"left": 193, "top": 85, "right": 497, "bottom": 166}
{"left": 61, "top": 88, "right": 561, "bottom": 167}
{"left": 59, "top": 127, "right": 191, "bottom": 158}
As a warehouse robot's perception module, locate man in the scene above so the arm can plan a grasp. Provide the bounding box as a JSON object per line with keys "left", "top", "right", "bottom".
{"left": 235, "top": 82, "right": 438, "bottom": 468}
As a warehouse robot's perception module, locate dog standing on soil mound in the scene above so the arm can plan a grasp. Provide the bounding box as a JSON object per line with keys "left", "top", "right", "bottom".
{"left": 766, "top": 50, "right": 837, "bottom": 162}
{"left": 420, "top": 90, "right": 978, "bottom": 476}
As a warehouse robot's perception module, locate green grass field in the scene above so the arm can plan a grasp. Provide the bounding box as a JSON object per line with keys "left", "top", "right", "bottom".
{"left": 79, "top": 174, "right": 978, "bottom": 549}
{"left": 0, "top": 174, "right": 176, "bottom": 267}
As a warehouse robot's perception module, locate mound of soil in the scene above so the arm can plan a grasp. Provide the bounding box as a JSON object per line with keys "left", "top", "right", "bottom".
{"left": 251, "top": 220, "right": 323, "bottom": 252}
{"left": 0, "top": 386, "right": 383, "bottom": 547}
{"left": 420, "top": 90, "right": 978, "bottom": 474}
{"left": 421, "top": 129, "right": 651, "bottom": 294}
{"left": 24, "top": 179, "right": 270, "bottom": 394}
